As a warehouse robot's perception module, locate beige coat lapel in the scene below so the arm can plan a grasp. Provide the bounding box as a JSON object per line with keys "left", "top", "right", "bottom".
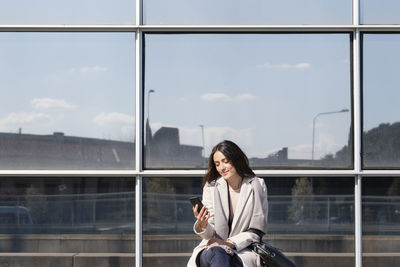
{"left": 230, "top": 177, "right": 254, "bottom": 234}
{"left": 215, "top": 177, "right": 230, "bottom": 224}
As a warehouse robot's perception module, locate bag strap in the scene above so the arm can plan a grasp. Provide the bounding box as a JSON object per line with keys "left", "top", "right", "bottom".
{"left": 247, "top": 228, "right": 264, "bottom": 240}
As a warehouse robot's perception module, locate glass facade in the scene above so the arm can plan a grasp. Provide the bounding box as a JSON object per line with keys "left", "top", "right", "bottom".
{"left": 143, "top": 0, "right": 352, "bottom": 25}
{"left": 362, "top": 34, "right": 400, "bottom": 169}
{"left": 0, "top": 0, "right": 135, "bottom": 24}
{"left": 144, "top": 33, "right": 352, "bottom": 169}
{"left": 361, "top": 0, "right": 400, "bottom": 24}
{"left": 0, "top": 1, "right": 398, "bottom": 267}
{"left": 0, "top": 33, "right": 135, "bottom": 170}
{"left": 362, "top": 178, "right": 400, "bottom": 266}
{"left": 0, "top": 177, "right": 135, "bottom": 251}
{"left": 143, "top": 177, "right": 355, "bottom": 266}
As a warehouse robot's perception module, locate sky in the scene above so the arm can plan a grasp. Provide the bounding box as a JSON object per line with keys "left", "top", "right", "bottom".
{"left": 363, "top": 34, "right": 400, "bottom": 131}
{"left": 0, "top": 33, "right": 136, "bottom": 142}
{"left": 0, "top": 1, "right": 399, "bottom": 162}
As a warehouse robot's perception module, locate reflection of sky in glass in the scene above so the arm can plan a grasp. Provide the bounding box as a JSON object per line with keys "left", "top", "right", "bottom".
{"left": 145, "top": 34, "right": 351, "bottom": 160}
{"left": 363, "top": 34, "right": 400, "bottom": 131}
{"left": 361, "top": 0, "right": 400, "bottom": 24}
{"left": 144, "top": 0, "right": 352, "bottom": 25}
{"left": 0, "top": 0, "right": 135, "bottom": 24}
{"left": 0, "top": 33, "right": 135, "bottom": 142}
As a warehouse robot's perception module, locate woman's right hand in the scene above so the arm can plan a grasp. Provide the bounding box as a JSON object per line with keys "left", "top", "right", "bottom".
{"left": 193, "top": 205, "right": 209, "bottom": 230}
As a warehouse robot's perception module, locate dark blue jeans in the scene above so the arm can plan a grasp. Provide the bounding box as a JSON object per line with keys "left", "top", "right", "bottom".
{"left": 199, "top": 246, "right": 243, "bottom": 267}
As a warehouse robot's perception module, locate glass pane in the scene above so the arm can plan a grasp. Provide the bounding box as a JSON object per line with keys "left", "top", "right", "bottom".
{"left": 0, "top": 33, "right": 135, "bottom": 170}
{"left": 0, "top": 0, "right": 135, "bottom": 24}
{"left": 143, "top": 177, "right": 202, "bottom": 266}
{"left": 361, "top": 0, "right": 400, "bottom": 24}
{"left": 0, "top": 177, "right": 135, "bottom": 252}
{"left": 144, "top": 0, "right": 352, "bottom": 25}
{"left": 144, "top": 34, "right": 352, "bottom": 169}
{"left": 143, "top": 177, "right": 354, "bottom": 266}
{"left": 363, "top": 34, "right": 400, "bottom": 168}
{"left": 362, "top": 177, "right": 400, "bottom": 266}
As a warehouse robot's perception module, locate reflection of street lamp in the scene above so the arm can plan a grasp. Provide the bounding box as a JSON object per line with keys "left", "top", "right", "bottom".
{"left": 147, "top": 89, "right": 155, "bottom": 123}
{"left": 312, "top": 109, "right": 349, "bottom": 161}
{"left": 199, "top": 125, "right": 205, "bottom": 161}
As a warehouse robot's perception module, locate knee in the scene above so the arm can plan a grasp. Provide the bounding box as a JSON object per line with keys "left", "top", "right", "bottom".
{"left": 207, "top": 246, "right": 226, "bottom": 255}
{"left": 202, "top": 246, "right": 226, "bottom": 258}
{"left": 200, "top": 246, "right": 231, "bottom": 267}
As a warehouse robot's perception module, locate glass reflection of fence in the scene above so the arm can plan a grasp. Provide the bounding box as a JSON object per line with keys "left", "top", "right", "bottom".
{"left": 362, "top": 196, "right": 400, "bottom": 234}
{"left": 143, "top": 193, "right": 356, "bottom": 235}
{"left": 1, "top": 192, "right": 400, "bottom": 235}
{"left": 0, "top": 192, "right": 135, "bottom": 234}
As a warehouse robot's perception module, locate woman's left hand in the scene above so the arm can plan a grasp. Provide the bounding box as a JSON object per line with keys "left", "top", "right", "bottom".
{"left": 206, "top": 237, "right": 233, "bottom": 248}
{"left": 206, "top": 237, "right": 225, "bottom": 247}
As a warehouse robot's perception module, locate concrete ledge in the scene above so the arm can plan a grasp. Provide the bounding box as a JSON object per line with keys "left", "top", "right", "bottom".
{"left": 0, "top": 253, "right": 74, "bottom": 267}
{"left": 0, "top": 234, "right": 135, "bottom": 253}
{"left": 0, "top": 252, "right": 400, "bottom": 267}
{"left": 74, "top": 253, "right": 135, "bottom": 267}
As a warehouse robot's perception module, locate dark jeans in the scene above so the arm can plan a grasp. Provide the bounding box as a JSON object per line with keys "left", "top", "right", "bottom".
{"left": 199, "top": 246, "right": 243, "bottom": 267}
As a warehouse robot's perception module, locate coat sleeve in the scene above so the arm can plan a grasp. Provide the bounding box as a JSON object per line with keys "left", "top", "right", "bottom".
{"left": 193, "top": 183, "right": 216, "bottom": 240}
{"left": 228, "top": 178, "right": 269, "bottom": 251}
{"left": 228, "top": 231, "right": 260, "bottom": 251}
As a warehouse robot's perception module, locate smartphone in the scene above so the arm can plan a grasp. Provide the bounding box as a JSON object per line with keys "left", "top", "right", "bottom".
{"left": 189, "top": 197, "right": 204, "bottom": 213}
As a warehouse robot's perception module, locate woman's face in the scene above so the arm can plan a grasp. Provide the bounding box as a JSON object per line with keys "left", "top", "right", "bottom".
{"left": 213, "top": 150, "right": 240, "bottom": 182}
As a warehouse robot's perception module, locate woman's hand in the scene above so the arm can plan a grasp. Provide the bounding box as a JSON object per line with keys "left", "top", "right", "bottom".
{"left": 206, "top": 237, "right": 224, "bottom": 247}
{"left": 206, "top": 237, "right": 234, "bottom": 249}
{"left": 193, "top": 205, "right": 209, "bottom": 231}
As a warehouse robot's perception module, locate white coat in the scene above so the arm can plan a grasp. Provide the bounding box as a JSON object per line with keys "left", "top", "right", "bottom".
{"left": 187, "top": 176, "right": 268, "bottom": 267}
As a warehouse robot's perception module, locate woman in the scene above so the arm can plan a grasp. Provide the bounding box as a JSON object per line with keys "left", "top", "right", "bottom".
{"left": 187, "top": 140, "right": 268, "bottom": 267}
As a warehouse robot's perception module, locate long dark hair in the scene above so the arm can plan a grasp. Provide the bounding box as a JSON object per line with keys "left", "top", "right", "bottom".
{"left": 202, "top": 140, "right": 255, "bottom": 188}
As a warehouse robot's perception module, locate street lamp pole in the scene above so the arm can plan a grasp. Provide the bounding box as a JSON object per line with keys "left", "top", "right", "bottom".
{"left": 312, "top": 108, "right": 349, "bottom": 161}
{"left": 199, "top": 125, "right": 205, "bottom": 165}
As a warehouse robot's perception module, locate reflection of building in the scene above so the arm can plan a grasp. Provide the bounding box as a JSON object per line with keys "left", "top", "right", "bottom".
{"left": 0, "top": 126, "right": 204, "bottom": 169}
{"left": 250, "top": 147, "right": 289, "bottom": 166}
{"left": 0, "top": 132, "right": 135, "bottom": 169}
{"left": 146, "top": 126, "right": 203, "bottom": 168}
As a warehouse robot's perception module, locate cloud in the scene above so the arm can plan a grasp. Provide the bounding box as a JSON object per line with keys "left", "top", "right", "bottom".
{"left": 93, "top": 112, "right": 135, "bottom": 126}
{"left": 31, "top": 98, "right": 77, "bottom": 110}
{"left": 258, "top": 62, "right": 311, "bottom": 70}
{"left": 288, "top": 134, "right": 344, "bottom": 160}
{"left": 234, "top": 94, "right": 256, "bottom": 101}
{"left": 202, "top": 93, "right": 256, "bottom": 102}
{"left": 202, "top": 93, "right": 230, "bottom": 102}
{"left": 0, "top": 112, "right": 53, "bottom": 128}
{"left": 69, "top": 66, "right": 108, "bottom": 73}
{"left": 287, "top": 143, "right": 312, "bottom": 159}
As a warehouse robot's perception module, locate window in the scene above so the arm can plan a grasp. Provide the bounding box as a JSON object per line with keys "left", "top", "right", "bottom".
{"left": 0, "top": 177, "right": 135, "bottom": 251}
{"left": 143, "top": 176, "right": 355, "bottom": 266}
{"left": 362, "top": 34, "right": 400, "bottom": 168}
{"left": 0, "top": 33, "right": 136, "bottom": 170}
{"left": 144, "top": 0, "right": 352, "bottom": 25}
{"left": 144, "top": 34, "right": 352, "bottom": 169}
{"left": 362, "top": 177, "right": 400, "bottom": 266}
{"left": 361, "top": 0, "right": 400, "bottom": 24}
{"left": 0, "top": 0, "right": 135, "bottom": 24}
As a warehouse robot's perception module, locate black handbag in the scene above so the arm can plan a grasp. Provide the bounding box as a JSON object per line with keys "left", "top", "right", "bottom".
{"left": 248, "top": 241, "right": 296, "bottom": 267}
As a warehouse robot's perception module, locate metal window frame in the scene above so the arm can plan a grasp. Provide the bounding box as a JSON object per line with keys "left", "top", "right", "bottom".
{"left": 1, "top": 1, "right": 400, "bottom": 267}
